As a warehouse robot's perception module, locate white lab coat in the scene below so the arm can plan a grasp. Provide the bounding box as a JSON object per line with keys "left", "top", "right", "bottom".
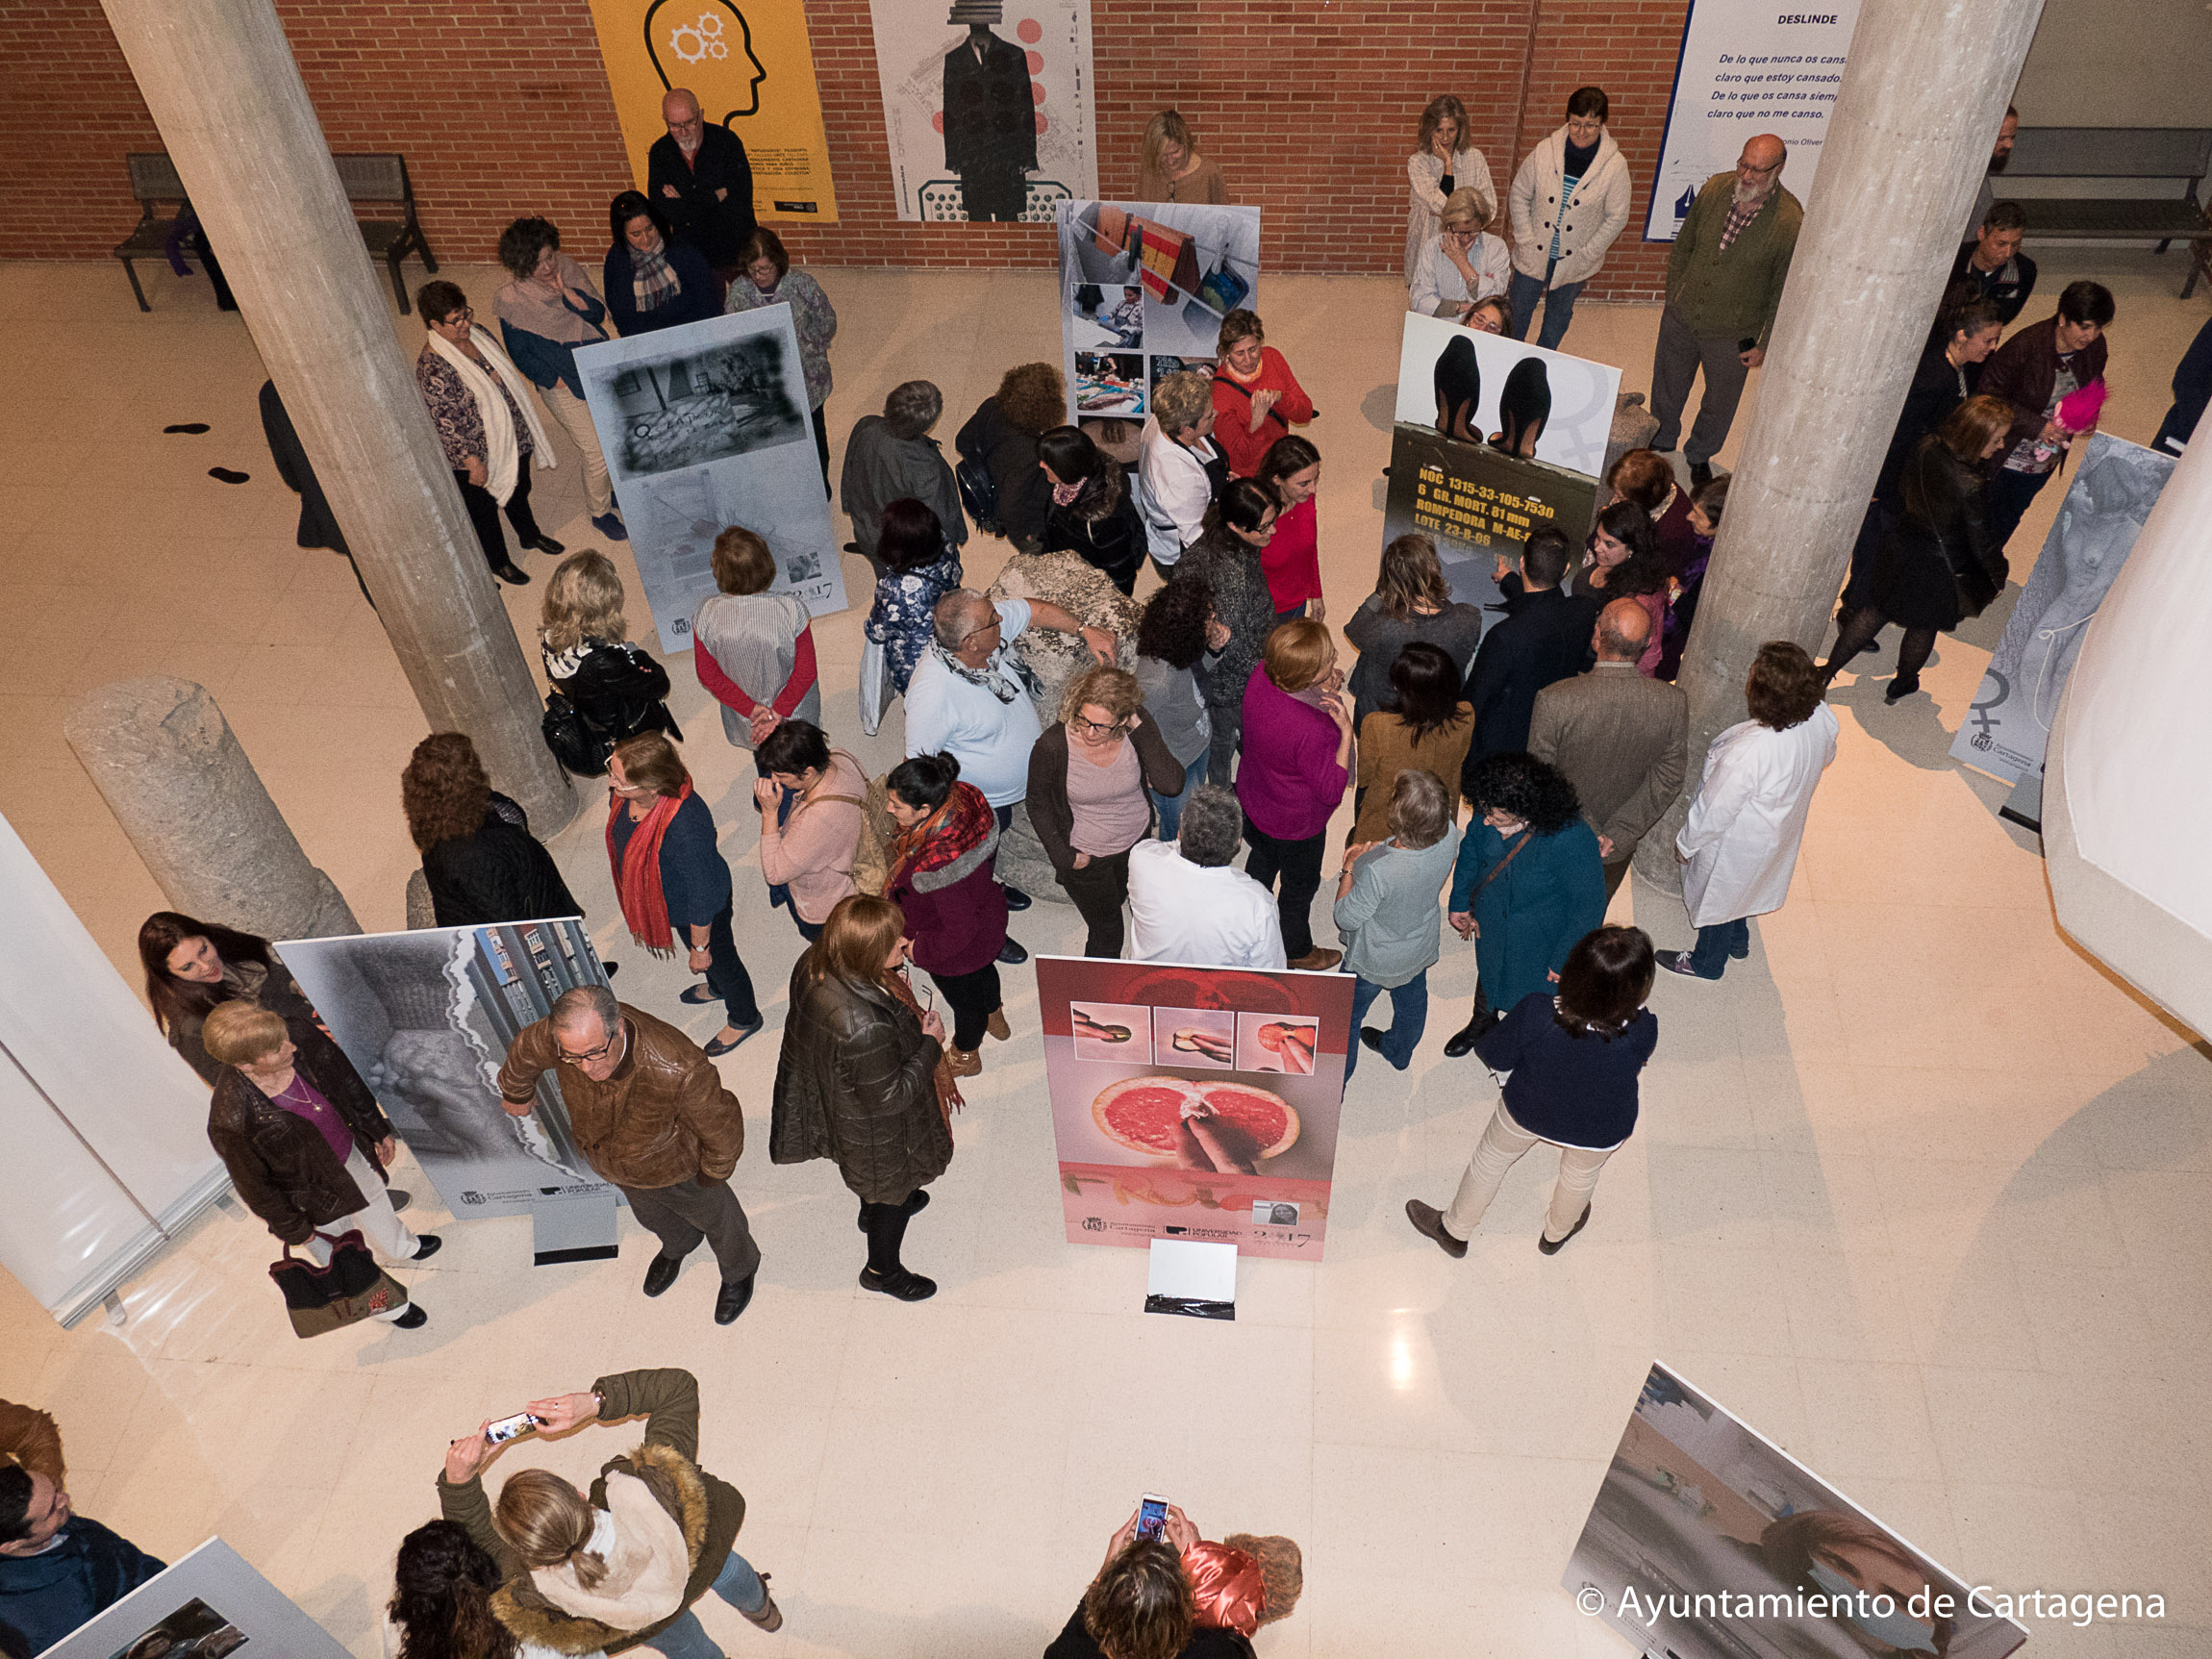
{"left": 1676, "top": 705, "right": 1839, "bottom": 927}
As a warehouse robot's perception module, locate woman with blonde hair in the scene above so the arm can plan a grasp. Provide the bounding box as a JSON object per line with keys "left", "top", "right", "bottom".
{"left": 957, "top": 362, "right": 1068, "bottom": 553}
{"left": 1027, "top": 666, "right": 1186, "bottom": 957}
{"left": 540, "top": 551, "right": 677, "bottom": 775}
{"left": 607, "top": 732, "right": 761, "bottom": 1054}
{"left": 1408, "top": 188, "right": 1509, "bottom": 319}
{"left": 1342, "top": 532, "right": 1485, "bottom": 730}
{"left": 435, "top": 1368, "right": 777, "bottom": 1655}
{"left": 1405, "top": 95, "right": 1493, "bottom": 288}
{"left": 771, "top": 894, "right": 955, "bottom": 1301}
{"left": 691, "top": 526, "right": 817, "bottom": 759}
{"left": 1135, "top": 110, "right": 1228, "bottom": 204}
{"left": 1234, "top": 619, "right": 1353, "bottom": 970}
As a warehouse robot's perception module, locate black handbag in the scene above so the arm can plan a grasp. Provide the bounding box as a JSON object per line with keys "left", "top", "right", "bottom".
{"left": 268, "top": 1228, "right": 408, "bottom": 1338}
{"left": 955, "top": 455, "right": 1000, "bottom": 533}
{"left": 542, "top": 688, "right": 612, "bottom": 777}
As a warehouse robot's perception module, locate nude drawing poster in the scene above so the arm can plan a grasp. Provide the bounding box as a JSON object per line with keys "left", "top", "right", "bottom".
{"left": 1949, "top": 433, "right": 2174, "bottom": 785}
{"left": 1384, "top": 313, "right": 1620, "bottom": 604}
{"left": 1567, "top": 1364, "right": 2028, "bottom": 1659}
{"left": 868, "top": 0, "right": 1096, "bottom": 222}
{"left": 1055, "top": 200, "right": 1262, "bottom": 438}
{"left": 574, "top": 304, "right": 846, "bottom": 654}
{"left": 1643, "top": 0, "right": 1863, "bottom": 239}
{"left": 275, "top": 921, "right": 616, "bottom": 1221}
{"left": 583, "top": 0, "right": 838, "bottom": 221}
{"left": 39, "top": 1539, "right": 350, "bottom": 1659}
{"left": 1035, "top": 956, "right": 1352, "bottom": 1261}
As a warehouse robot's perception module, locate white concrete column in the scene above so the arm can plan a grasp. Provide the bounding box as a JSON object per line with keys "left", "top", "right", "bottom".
{"left": 1637, "top": 0, "right": 2047, "bottom": 893}
{"left": 96, "top": 0, "right": 578, "bottom": 830}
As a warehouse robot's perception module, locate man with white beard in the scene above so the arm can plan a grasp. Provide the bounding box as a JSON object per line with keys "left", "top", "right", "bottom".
{"left": 1647, "top": 133, "right": 1802, "bottom": 490}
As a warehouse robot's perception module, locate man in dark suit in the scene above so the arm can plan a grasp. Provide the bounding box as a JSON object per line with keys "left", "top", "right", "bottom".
{"left": 260, "top": 379, "right": 371, "bottom": 607}
{"left": 1527, "top": 599, "right": 1689, "bottom": 899}
{"left": 943, "top": 18, "right": 1036, "bottom": 222}
{"left": 647, "top": 87, "right": 756, "bottom": 281}
{"left": 1459, "top": 528, "right": 1599, "bottom": 796}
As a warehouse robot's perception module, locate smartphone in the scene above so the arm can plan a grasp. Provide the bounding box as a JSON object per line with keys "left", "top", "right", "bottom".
{"left": 485, "top": 1412, "right": 539, "bottom": 1445}
{"left": 1137, "top": 1494, "right": 1169, "bottom": 1541}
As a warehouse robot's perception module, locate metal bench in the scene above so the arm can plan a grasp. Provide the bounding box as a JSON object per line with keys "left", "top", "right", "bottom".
{"left": 2001, "top": 126, "right": 2212, "bottom": 297}
{"left": 114, "top": 149, "right": 440, "bottom": 313}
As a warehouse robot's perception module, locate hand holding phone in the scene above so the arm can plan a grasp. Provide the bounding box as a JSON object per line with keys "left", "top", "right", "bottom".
{"left": 484, "top": 1411, "right": 540, "bottom": 1445}
{"left": 1137, "top": 1493, "right": 1169, "bottom": 1541}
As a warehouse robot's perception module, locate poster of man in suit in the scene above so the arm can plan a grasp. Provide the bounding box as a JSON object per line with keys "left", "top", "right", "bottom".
{"left": 868, "top": 0, "right": 1096, "bottom": 221}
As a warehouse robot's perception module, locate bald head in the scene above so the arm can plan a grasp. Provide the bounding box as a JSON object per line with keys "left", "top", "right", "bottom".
{"left": 1595, "top": 597, "right": 1653, "bottom": 662}
{"left": 663, "top": 89, "right": 704, "bottom": 149}
{"left": 1736, "top": 135, "right": 1786, "bottom": 201}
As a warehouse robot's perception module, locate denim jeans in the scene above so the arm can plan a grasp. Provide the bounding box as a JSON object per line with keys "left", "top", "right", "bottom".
{"left": 1151, "top": 749, "right": 1211, "bottom": 841}
{"left": 644, "top": 1546, "right": 767, "bottom": 1658}
{"left": 1506, "top": 265, "right": 1586, "bottom": 351}
{"left": 1346, "top": 969, "right": 1428, "bottom": 1076}
{"left": 1687, "top": 917, "right": 1750, "bottom": 979}
{"left": 703, "top": 903, "right": 761, "bottom": 1025}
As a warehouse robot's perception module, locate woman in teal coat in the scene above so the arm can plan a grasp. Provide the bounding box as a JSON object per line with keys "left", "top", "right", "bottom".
{"left": 1442, "top": 751, "right": 1607, "bottom": 1056}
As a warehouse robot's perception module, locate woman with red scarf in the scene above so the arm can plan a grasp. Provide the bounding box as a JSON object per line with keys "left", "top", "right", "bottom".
{"left": 607, "top": 732, "right": 763, "bottom": 1055}
{"left": 881, "top": 752, "right": 1011, "bottom": 1078}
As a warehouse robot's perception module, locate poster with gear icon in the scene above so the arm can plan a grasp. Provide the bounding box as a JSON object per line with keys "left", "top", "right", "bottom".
{"left": 868, "top": 0, "right": 1096, "bottom": 221}
{"left": 586, "top": 0, "right": 839, "bottom": 222}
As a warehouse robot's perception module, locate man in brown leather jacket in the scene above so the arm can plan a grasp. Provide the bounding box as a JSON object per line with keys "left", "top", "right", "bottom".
{"left": 499, "top": 985, "right": 760, "bottom": 1323}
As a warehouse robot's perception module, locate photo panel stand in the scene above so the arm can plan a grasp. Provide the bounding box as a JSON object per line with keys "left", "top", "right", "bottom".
{"left": 532, "top": 1184, "right": 621, "bottom": 1266}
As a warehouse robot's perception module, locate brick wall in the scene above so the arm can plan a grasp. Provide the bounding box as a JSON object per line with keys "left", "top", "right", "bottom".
{"left": 0, "top": 0, "right": 1689, "bottom": 298}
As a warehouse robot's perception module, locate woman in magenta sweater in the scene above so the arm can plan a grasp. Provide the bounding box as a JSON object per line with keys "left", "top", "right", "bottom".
{"left": 1235, "top": 618, "right": 1354, "bottom": 970}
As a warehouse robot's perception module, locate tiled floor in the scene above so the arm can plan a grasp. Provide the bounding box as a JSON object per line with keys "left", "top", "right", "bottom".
{"left": 0, "top": 246, "right": 2206, "bottom": 1658}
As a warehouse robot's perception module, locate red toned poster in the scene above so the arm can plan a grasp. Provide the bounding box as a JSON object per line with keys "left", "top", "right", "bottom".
{"left": 1036, "top": 956, "right": 1354, "bottom": 1261}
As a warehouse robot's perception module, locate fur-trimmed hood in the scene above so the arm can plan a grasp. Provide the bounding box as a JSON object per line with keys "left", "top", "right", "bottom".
{"left": 492, "top": 1443, "right": 709, "bottom": 1654}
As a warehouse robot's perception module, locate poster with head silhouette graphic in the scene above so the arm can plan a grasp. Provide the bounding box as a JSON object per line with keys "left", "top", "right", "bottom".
{"left": 1568, "top": 1363, "right": 2029, "bottom": 1659}
{"left": 1382, "top": 313, "right": 1620, "bottom": 607}
{"left": 868, "top": 0, "right": 1096, "bottom": 221}
{"left": 585, "top": 0, "right": 838, "bottom": 220}
{"left": 274, "top": 920, "right": 616, "bottom": 1220}
{"left": 1949, "top": 432, "right": 2175, "bottom": 785}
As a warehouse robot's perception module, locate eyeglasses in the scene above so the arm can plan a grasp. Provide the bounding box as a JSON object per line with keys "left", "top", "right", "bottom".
{"left": 556, "top": 1030, "right": 619, "bottom": 1066}
{"left": 1737, "top": 158, "right": 1782, "bottom": 176}
{"left": 960, "top": 620, "right": 1003, "bottom": 646}
{"left": 1069, "top": 715, "right": 1131, "bottom": 742}
{"left": 438, "top": 307, "right": 475, "bottom": 326}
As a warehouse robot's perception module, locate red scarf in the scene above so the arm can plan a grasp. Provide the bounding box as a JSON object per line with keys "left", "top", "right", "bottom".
{"left": 607, "top": 780, "right": 691, "bottom": 955}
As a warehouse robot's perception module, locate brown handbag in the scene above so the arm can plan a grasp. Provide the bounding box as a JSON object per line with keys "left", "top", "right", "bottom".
{"left": 268, "top": 1228, "right": 408, "bottom": 1338}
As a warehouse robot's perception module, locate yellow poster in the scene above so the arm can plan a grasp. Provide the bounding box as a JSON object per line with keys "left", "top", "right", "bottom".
{"left": 586, "top": 0, "right": 839, "bottom": 223}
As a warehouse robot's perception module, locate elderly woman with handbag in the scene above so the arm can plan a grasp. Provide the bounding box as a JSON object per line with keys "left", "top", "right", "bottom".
{"left": 202, "top": 1001, "right": 436, "bottom": 1327}
{"left": 771, "top": 894, "right": 956, "bottom": 1302}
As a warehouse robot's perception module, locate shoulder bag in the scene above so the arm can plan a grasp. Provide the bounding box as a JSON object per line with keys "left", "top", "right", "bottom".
{"left": 268, "top": 1228, "right": 409, "bottom": 1338}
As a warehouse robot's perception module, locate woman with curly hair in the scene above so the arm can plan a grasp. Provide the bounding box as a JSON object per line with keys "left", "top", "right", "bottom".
{"left": 957, "top": 362, "right": 1068, "bottom": 553}
{"left": 403, "top": 733, "right": 582, "bottom": 931}
{"left": 491, "top": 216, "right": 621, "bottom": 541}
{"left": 1132, "top": 577, "right": 1230, "bottom": 838}
{"left": 386, "top": 1520, "right": 543, "bottom": 1659}
{"left": 1572, "top": 501, "right": 1669, "bottom": 675}
{"left": 1441, "top": 751, "right": 1606, "bottom": 1053}
{"left": 1407, "top": 923, "right": 1657, "bottom": 1258}
{"left": 1342, "top": 532, "right": 1485, "bottom": 730}
{"left": 1040, "top": 425, "right": 1146, "bottom": 595}
{"left": 1665, "top": 641, "right": 1837, "bottom": 981}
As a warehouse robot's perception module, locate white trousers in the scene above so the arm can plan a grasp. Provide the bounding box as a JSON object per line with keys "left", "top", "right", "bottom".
{"left": 302, "top": 1146, "right": 420, "bottom": 1318}
{"left": 541, "top": 380, "right": 615, "bottom": 517}
{"left": 1444, "top": 1101, "right": 1617, "bottom": 1243}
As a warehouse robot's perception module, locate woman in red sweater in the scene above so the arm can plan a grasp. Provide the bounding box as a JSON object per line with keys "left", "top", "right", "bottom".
{"left": 1210, "top": 310, "right": 1315, "bottom": 478}
{"left": 1255, "top": 435, "right": 1324, "bottom": 625}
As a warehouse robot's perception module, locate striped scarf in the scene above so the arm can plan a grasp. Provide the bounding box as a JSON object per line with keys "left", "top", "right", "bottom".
{"left": 631, "top": 243, "right": 683, "bottom": 314}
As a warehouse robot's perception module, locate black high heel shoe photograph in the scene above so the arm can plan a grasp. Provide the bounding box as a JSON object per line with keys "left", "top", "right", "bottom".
{"left": 1431, "top": 335, "right": 1482, "bottom": 445}
{"left": 1491, "top": 356, "right": 1552, "bottom": 460}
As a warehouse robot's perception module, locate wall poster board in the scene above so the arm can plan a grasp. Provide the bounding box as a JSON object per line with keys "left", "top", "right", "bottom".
{"left": 1385, "top": 313, "right": 1621, "bottom": 608}
{"left": 574, "top": 305, "right": 846, "bottom": 654}
{"left": 1950, "top": 433, "right": 2174, "bottom": 785}
{"left": 1567, "top": 1363, "right": 2030, "bottom": 1659}
{"left": 1055, "top": 200, "right": 1262, "bottom": 454}
{"left": 1036, "top": 956, "right": 1352, "bottom": 1261}
{"left": 276, "top": 920, "right": 616, "bottom": 1221}
{"left": 869, "top": 0, "right": 1097, "bottom": 222}
{"left": 1644, "top": 0, "right": 1863, "bottom": 239}
{"left": 583, "top": 0, "right": 839, "bottom": 221}
{"left": 39, "top": 1537, "right": 350, "bottom": 1658}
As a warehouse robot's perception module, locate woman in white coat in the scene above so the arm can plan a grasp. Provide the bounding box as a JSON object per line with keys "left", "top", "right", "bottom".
{"left": 1409, "top": 189, "right": 1511, "bottom": 320}
{"left": 1666, "top": 641, "right": 1838, "bottom": 981}
{"left": 1405, "top": 95, "right": 1494, "bottom": 288}
{"left": 1506, "top": 87, "right": 1633, "bottom": 351}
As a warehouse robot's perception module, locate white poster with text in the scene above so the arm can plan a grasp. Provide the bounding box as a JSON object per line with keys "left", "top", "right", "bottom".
{"left": 1644, "top": 1, "right": 1862, "bottom": 240}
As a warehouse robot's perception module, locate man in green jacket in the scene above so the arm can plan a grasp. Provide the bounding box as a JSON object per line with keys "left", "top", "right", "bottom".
{"left": 1649, "top": 133, "right": 1802, "bottom": 489}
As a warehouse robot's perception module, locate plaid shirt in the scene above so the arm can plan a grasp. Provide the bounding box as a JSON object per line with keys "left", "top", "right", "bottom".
{"left": 1719, "top": 192, "right": 1768, "bottom": 253}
